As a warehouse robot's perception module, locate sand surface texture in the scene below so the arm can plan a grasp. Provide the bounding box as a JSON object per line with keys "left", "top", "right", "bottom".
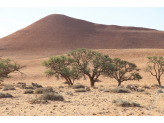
{"left": 0, "top": 14, "right": 164, "bottom": 116}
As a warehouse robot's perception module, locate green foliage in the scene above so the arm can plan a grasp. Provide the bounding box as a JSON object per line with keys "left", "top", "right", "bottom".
{"left": 104, "top": 58, "right": 142, "bottom": 86}
{"left": 68, "top": 48, "right": 114, "bottom": 87}
{"left": 145, "top": 56, "right": 164, "bottom": 86}
{"left": 0, "top": 58, "right": 24, "bottom": 82}
{"left": 42, "top": 55, "right": 82, "bottom": 85}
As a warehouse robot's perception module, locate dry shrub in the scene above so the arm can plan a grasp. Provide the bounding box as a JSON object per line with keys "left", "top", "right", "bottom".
{"left": 66, "top": 91, "right": 73, "bottom": 95}
{"left": 110, "top": 88, "right": 130, "bottom": 93}
{"left": 74, "top": 88, "right": 86, "bottom": 92}
{"left": 113, "top": 98, "right": 140, "bottom": 107}
{"left": 58, "top": 85, "right": 64, "bottom": 88}
{"left": 72, "top": 83, "right": 85, "bottom": 89}
{"left": 38, "top": 93, "right": 64, "bottom": 101}
{"left": 25, "top": 85, "right": 34, "bottom": 89}
{"left": 151, "top": 84, "right": 159, "bottom": 87}
{"left": 142, "top": 85, "right": 150, "bottom": 89}
{"left": 104, "top": 89, "right": 110, "bottom": 92}
{"left": 0, "top": 92, "right": 13, "bottom": 98}
{"left": 137, "top": 88, "right": 145, "bottom": 92}
{"left": 62, "top": 81, "right": 68, "bottom": 84}
{"left": 98, "top": 88, "right": 104, "bottom": 91}
{"left": 24, "top": 89, "right": 34, "bottom": 94}
{"left": 34, "top": 86, "right": 55, "bottom": 94}
{"left": 158, "top": 89, "right": 163, "bottom": 93}
{"left": 3, "top": 85, "right": 16, "bottom": 91}
{"left": 145, "top": 91, "right": 151, "bottom": 95}
{"left": 28, "top": 99, "right": 48, "bottom": 104}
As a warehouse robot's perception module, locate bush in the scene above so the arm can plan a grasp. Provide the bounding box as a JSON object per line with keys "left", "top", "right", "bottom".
{"left": 38, "top": 93, "right": 64, "bottom": 101}
{"left": 142, "top": 85, "right": 150, "bottom": 89}
{"left": 151, "top": 84, "right": 159, "bottom": 87}
{"left": 113, "top": 98, "right": 140, "bottom": 107}
{"left": 28, "top": 99, "right": 48, "bottom": 104}
{"left": 74, "top": 88, "right": 86, "bottom": 92}
{"left": 137, "top": 88, "right": 145, "bottom": 92}
{"left": 25, "top": 85, "right": 34, "bottom": 89}
{"left": 34, "top": 86, "right": 55, "bottom": 94}
{"left": 72, "top": 83, "right": 85, "bottom": 89}
{"left": 145, "top": 91, "right": 151, "bottom": 95}
{"left": 62, "top": 81, "right": 68, "bottom": 84}
{"left": 109, "top": 88, "right": 130, "bottom": 93}
{"left": 158, "top": 89, "right": 163, "bottom": 93}
{"left": 66, "top": 91, "right": 73, "bottom": 95}
{"left": 58, "top": 85, "right": 64, "bottom": 88}
{"left": 24, "top": 89, "right": 34, "bottom": 94}
{"left": 126, "top": 84, "right": 139, "bottom": 88}
{"left": 3, "top": 85, "right": 16, "bottom": 91}
{"left": 0, "top": 92, "right": 13, "bottom": 98}
{"left": 98, "top": 88, "right": 104, "bottom": 91}
{"left": 104, "top": 89, "right": 110, "bottom": 92}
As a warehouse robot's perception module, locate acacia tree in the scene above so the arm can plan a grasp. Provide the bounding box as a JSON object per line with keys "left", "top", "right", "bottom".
{"left": 104, "top": 58, "right": 142, "bottom": 86}
{"left": 42, "top": 55, "right": 82, "bottom": 86}
{"left": 0, "top": 58, "right": 24, "bottom": 82}
{"left": 145, "top": 56, "right": 164, "bottom": 86}
{"left": 68, "top": 48, "right": 114, "bottom": 87}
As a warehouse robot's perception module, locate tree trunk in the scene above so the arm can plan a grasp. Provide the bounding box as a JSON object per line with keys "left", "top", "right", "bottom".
{"left": 89, "top": 77, "right": 95, "bottom": 87}
{"left": 118, "top": 80, "right": 121, "bottom": 86}
{"left": 91, "top": 80, "right": 95, "bottom": 87}
{"left": 68, "top": 77, "right": 73, "bottom": 85}
{"left": 157, "top": 78, "right": 161, "bottom": 86}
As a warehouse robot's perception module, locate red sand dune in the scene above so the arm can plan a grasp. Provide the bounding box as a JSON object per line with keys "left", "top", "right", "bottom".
{"left": 0, "top": 14, "right": 164, "bottom": 59}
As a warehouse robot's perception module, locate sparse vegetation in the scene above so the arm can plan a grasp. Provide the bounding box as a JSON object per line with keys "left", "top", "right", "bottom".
{"left": 72, "top": 83, "right": 85, "bottom": 89}
{"left": 142, "top": 85, "right": 150, "bottom": 89}
{"left": 109, "top": 88, "right": 130, "bottom": 93}
{"left": 113, "top": 98, "right": 140, "bottom": 107}
{"left": 145, "top": 91, "right": 151, "bottom": 95}
{"left": 34, "top": 86, "right": 55, "bottom": 94}
{"left": 24, "top": 89, "right": 34, "bottom": 94}
{"left": 28, "top": 99, "right": 48, "bottom": 104}
{"left": 0, "top": 92, "right": 13, "bottom": 98}
{"left": 58, "top": 85, "right": 64, "bottom": 88}
{"left": 98, "top": 88, "right": 104, "bottom": 91}
{"left": 104, "top": 89, "right": 110, "bottom": 92}
{"left": 66, "top": 91, "right": 73, "bottom": 95}
{"left": 74, "top": 88, "right": 86, "bottom": 92}
{"left": 145, "top": 56, "right": 164, "bottom": 86}
{"left": 158, "top": 89, "right": 163, "bottom": 93}
{"left": 38, "top": 93, "right": 64, "bottom": 101}
{"left": 137, "top": 88, "right": 145, "bottom": 92}
{"left": 3, "top": 85, "right": 16, "bottom": 91}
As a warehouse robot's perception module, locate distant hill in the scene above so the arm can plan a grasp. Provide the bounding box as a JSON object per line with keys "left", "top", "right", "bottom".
{"left": 0, "top": 14, "right": 164, "bottom": 59}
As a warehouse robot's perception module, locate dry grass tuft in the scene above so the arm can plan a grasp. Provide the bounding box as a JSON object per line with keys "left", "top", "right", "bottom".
{"left": 74, "top": 88, "right": 86, "bottom": 92}
{"left": 142, "top": 85, "right": 150, "bottom": 89}
{"left": 137, "top": 88, "right": 145, "bottom": 92}
{"left": 72, "top": 83, "right": 85, "bottom": 89}
{"left": 38, "top": 93, "right": 64, "bottom": 101}
{"left": 34, "top": 86, "right": 55, "bottom": 94}
{"left": 109, "top": 88, "right": 130, "bottom": 93}
{"left": 3, "top": 85, "right": 16, "bottom": 91}
{"left": 28, "top": 99, "right": 48, "bottom": 104}
{"left": 0, "top": 92, "right": 13, "bottom": 98}
{"left": 113, "top": 98, "right": 140, "bottom": 107}
{"left": 23, "top": 89, "right": 34, "bottom": 94}
{"left": 66, "top": 91, "right": 73, "bottom": 95}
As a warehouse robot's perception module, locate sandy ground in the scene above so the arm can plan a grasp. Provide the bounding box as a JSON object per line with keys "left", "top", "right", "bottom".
{"left": 1, "top": 49, "right": 164, "bottom": 116}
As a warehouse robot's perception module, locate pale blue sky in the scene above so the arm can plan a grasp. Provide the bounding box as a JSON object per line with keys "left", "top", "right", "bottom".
{"left": 0, "top": 7, "right": 164, "bottom": 38}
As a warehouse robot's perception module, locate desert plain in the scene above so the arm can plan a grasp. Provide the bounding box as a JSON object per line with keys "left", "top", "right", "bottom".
{"left": 1, "top": 49, "right": 164, "bottom": 116}
{"left": 1, "top": 14, "right": 164, "bottom": 116}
